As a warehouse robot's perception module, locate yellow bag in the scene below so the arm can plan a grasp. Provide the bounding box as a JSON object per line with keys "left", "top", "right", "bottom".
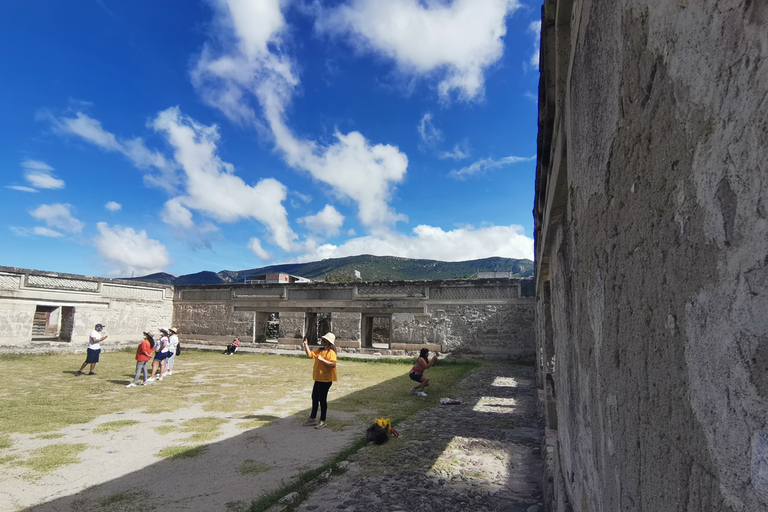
{"left": 374, "top": 417, "right": 391, "bottom": 434}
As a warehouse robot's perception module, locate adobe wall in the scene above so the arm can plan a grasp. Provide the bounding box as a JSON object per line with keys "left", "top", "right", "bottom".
{"left": 0, "top": 267, "right": 174, "bottom": 350}
{"left": 535, "top": 1, "right": 768, "bottom": 510}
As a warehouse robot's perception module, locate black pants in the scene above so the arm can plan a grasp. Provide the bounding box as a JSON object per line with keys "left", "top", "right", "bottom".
{"left": 311, "top": 381, "right": 333, "bottom": 421}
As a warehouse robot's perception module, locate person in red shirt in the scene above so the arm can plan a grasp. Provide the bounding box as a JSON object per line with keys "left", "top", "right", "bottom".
{"left": 126, "top": 332, "right": 154, "bottom": 388}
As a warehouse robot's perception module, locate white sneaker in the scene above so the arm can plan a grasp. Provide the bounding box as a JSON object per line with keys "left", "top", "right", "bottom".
{"left": 166, "top": 371, "right": 172, "bottom": 375}
{"left": 146, "top": 377, "right": 155, "bottom": 382}
{"left": 126, "top": 382, "right": 136, "bottom": 388}
{"left": 410, "top": 387, "right": 417, "bottom": 394}
{"left": 315, "top": 421, "right": 327, "bottom": 429}
{"left": 417, "top": 392, "right": 427, "bottom": 397}
{"left": 157, "top": 376, "right": 163, "bottom": 381}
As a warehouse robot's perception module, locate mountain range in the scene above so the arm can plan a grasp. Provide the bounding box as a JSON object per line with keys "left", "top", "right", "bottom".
{"left": 128, "top": 255, "right": 534, "bottom": 286}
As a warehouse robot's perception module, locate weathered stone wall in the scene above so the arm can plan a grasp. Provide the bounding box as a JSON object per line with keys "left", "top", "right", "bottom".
{"left": 331, "top": 312, "right": 361, "bottom": 342}
{"left": 535, "top": 1, "right": 768, "bottom": 510}
{"left": 0, "top": 267, "right": 173, "bottom": 349}
{"left": 173, "top": 279, "right": 534, "bottom": 358}
{"left": 392, "top": 303, "right": 535, "bottom": 361}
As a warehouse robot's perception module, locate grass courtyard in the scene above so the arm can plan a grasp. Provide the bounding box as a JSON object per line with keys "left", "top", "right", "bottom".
{"left": 0, "top": 348, "right": 479, "bottom": 511}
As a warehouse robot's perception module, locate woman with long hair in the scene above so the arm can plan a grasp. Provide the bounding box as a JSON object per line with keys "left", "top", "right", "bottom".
{"left": 409, "top": 347, "right": 437, "bottom": 397}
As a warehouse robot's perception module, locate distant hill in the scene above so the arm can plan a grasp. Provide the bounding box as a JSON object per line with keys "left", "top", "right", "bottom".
{"left": 128, "top": 255, "right": 533, "bottom": 286}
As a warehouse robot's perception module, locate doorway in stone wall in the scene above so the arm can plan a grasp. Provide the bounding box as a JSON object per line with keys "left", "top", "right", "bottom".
{"left": 362, "top": 314, "right": 391, "bottom": 349}
{"left": 59, "top": 306, "right": 75, "bottom": 342}
{"left": 32, "top": 305, "right": 61, "bottom": 340}
{"left": 266, "top": 313, "right": 280, "bottom": 342}
{"left": 303, "top": 312, "right": 332, "bottom": 346}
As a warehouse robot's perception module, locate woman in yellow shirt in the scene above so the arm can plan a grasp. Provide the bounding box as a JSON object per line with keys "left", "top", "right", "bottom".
{"left": 302, "top": 332, "right": 338, "bottom": 429}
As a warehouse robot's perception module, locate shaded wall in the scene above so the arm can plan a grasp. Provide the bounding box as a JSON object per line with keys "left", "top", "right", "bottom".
{"left": 534, "top": 1, "right": 768, "bottom": 510}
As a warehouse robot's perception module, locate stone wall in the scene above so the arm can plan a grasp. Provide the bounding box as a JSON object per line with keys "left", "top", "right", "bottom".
{"left": 534, "top": 1, "right": 768, "bottom": 510}
{"left": 0, "top": 267, "right": 173, "bottom": 349}
{"left": 173, "top": 279, "right": 534, "bottom": 359}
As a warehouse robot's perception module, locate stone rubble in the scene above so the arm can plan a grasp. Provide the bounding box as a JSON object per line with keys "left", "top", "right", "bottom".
{"left": 272, "top": 363, "right": 544, "bottom": 512}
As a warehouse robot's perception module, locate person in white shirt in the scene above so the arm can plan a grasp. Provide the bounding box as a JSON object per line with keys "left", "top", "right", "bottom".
{"left": 147, "top": 329, "right": 169, "bottom": 382}
{"left": 77, "top": 323, "right": 107, "bottom": 376}
{"left": 165, "top": 328, "right": 179, "bottom": 376}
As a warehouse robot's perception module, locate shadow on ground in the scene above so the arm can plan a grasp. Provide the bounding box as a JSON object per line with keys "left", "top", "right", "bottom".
{"left": 22, "top": 361, "right": 543, "bottom": 512}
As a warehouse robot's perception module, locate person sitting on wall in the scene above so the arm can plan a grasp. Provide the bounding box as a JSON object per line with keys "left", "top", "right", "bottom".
{"left": 409, "top": 347, "right": 438, "bottom": 397}
{"left": 223, "top": 336, "right": 241, "bottom": 355}
{"left": 76, "top": 323, "right": 107, "bottom": 376}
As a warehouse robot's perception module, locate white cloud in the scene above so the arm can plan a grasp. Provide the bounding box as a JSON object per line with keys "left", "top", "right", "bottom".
{"left": 21, "top": 160, "right": 54, "bottom": 172}
{"left": 296, "top": 224, "right": 533, "bottom": 262}
{"left": 33, "top": 226, "right": 64, "bottom": 237}
{"left": 6, "top": 185, "right": 38, "bottom": 193}
{"left": 49, "top": 112, "right": 178, "bottom": 191}
{"left": 94, "top": 222, "right": 171, "bottom": 276}
{"left": 194, "top": 0, "right": 410, "bottom": 232}
{"left": 316, "top": 0, "right": 520, "bottom": 101}
{"left": 25, "top": 171, "right": 65, "bottom": 189}
{"left": 161, "top": 197, "right": 194, "bottom": 228}
{"left": 528, "top": 20, "right": 541, "bottom": 70}
{"left": 299, "top": 205, "right": 345, "bottom": 237}
{"left": 152, "top": 107, "right": 297, "bottom": 250}
{"left": 17, "top": 160, "right": 65, "bottom": 190}
{"left": 29, "top": 203, "right": 84, "bottom": 233}
{"left": 247, "top": 237, "right": 272, "bottom": 260}
{"left": 417, "top": 112, "right": 442, "bottom": 145}
{"left": 448, "top": 155, "right": 535, "bottom": 180}
{"left": 105, "top": 201, "right": 122, "bottom": 211}
{"left": 438, "top": 144, "right": 470, "bottom": 161}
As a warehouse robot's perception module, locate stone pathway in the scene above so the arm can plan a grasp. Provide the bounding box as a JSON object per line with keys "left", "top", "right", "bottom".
{"left": 274, "top": 362, "right": 544, "bottom": 512}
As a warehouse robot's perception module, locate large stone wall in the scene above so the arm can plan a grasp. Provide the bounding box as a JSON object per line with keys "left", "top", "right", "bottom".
{"left": 173, "top": 279, "right": 535, "bottom": 359}
{"left": 0, "top": 267, "right": 173, "bottom": 349}
{"left": 535, "top": 1, "right": 768, "bottom": 510}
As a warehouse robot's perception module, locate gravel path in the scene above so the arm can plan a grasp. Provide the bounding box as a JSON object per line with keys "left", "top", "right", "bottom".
{"left": 276, "top": 362, "right": 544, "bottom": 512}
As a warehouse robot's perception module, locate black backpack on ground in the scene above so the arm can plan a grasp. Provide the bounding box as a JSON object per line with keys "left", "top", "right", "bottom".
{"left": 365, "top": 423, "right": 389, "bottom": 444}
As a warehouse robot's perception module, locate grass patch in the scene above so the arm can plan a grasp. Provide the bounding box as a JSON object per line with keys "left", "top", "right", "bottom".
{"left": 33, "top": 433, "right": 64, "bottom": 440}
{"left": 0, "top": 434, "right": 11, "bottom": 449}
{"left": 94, "top": 420, "right": 140, "bottom": 433}
{"left": 0, "top": 455, "right": 19, "bottom": 465}
{"left": 177, "top": 416, "right": 227, "bottom": 443}
{"left": 157, "top": 444, "right": 207, "bottom": 460}
{"left": 98, "top": 490, "right": 141, "bottom": 506}
{"left": 154, "top": 425, "right": 178, "bottom": 435}
{"left": 16, "top": 443, "right": 87, "bottom": 474}
{"left": 238, "top": 459, "right": 269, "bottom": 475}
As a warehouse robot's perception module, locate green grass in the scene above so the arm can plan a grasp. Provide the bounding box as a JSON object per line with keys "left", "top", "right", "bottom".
{"left": 15, "top": 443, "right": 88, "bottom": 474}
{"left": 0, "top": 434, "right": 11, "bottom": 449}
{"left": 94, "top": 420, "right": 140, "bottom": 433}
{"left": 0, "top": 349, "right": 485, "bottom": 511}
{"left": 238, "top": 459, "right": 270, "bottom": 475}
{"left": 157, "top": 445, "right": 207, "bottom": 460}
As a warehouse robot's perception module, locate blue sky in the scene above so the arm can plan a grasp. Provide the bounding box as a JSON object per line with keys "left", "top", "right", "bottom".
{"left": 0, "top": 0, "right": 541, "bottom": 278}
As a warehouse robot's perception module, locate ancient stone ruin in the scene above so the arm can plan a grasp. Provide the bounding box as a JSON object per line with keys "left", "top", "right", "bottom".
{"left": 0, "top": 265, "right": 535, "bottom": 360}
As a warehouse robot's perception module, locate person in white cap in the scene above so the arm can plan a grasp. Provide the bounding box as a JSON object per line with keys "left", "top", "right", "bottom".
{"left": 77, "top": 323, "right": 107, "bottom": 376}
{"left": 165, "top": 328, "right": 179, "bottom": 376}
{"left": 302, "top": 333, "right": 338, "bottom": 429}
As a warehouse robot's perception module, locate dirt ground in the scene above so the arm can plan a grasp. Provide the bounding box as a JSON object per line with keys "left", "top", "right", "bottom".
{"left": 1, "top": 363, "right": 369, "bottom": 512}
